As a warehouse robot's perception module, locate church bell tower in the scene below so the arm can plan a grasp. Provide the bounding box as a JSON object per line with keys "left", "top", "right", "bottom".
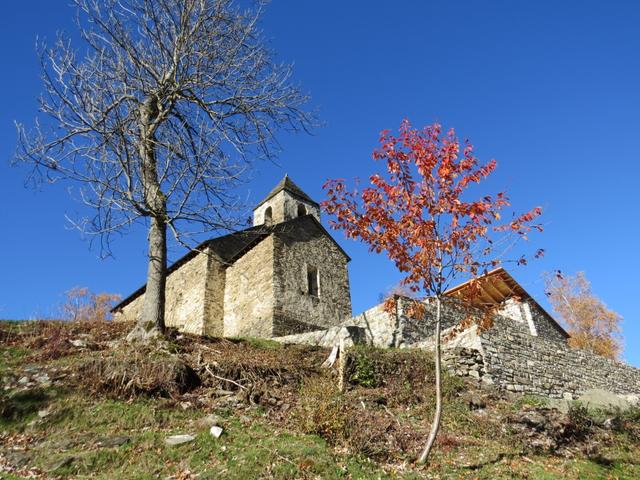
{"left": 253, "top": 175, "right": 321, "bottom": 226}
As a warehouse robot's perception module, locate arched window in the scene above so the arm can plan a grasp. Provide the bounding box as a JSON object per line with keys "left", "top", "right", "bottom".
{"left": 297, "top": 203, "right": 307, "bottom": 217}
{"left": 264, "top": 206, "right": 273, "bottom": 225}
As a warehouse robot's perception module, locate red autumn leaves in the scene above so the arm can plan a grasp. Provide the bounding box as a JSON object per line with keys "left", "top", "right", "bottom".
{"left": 322, "top": 120, "right": 543, "bottom": 297}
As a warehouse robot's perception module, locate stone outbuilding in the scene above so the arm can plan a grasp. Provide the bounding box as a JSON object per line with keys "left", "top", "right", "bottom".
{"left": 276, "top": 268, "right": 640, "bottom": 399}
{"left": 112, "top": 176, "right": 352, "bottom": 337}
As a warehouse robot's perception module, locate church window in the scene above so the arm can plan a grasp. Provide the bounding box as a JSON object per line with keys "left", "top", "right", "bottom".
{"left": 307, "top": 265, "right": 319, "bottom": 297}
{"left": 297, "top": 203, "right": 307, "bottom": 217}
{"left": 264, "top": 206, "right": 273, "bottom": 225}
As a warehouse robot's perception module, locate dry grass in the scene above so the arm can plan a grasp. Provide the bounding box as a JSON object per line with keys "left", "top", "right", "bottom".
{"left": 288, "top": 347, "right": 443, "bottom": 462}
{"left": 177, "top": 335, "right": 329, "bottom": 407}
{"left": 76, "top": 344, "right": 200, "bottom": 398}
{"left": 292, "top": 375, "right": 353, "bottom": 440}
{"left": 0, "top": 320, "right": 128, "bottom": 361}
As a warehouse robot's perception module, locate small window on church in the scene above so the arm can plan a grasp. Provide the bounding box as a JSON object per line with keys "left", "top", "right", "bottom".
{"left": 307, "top": 265, "right": 319, "bottom": 297}
{"left": 264, "top": 206, "right": 273, "bottom": 225}
{"left": 297, "top": 203, "right": 307, "bottom": 217}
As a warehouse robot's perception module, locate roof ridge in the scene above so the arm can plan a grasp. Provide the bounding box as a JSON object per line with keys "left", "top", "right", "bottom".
{"left": 255, "top": 175, "right": 319, "bottom": 208}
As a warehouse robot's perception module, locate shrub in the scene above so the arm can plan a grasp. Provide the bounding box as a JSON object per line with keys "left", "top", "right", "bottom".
{"left": 349, "top": 352, "right": 377, "bottom": 387}
{"left": 565, "top": 403, "right": 594, "bottom": 441}
{"left": 0, "top": 388, "right": 49, "bottom": 422}
{"left": 344, "top": 346, "right": 437, "bottom": 406}
{"left": 291, "top": 375, "right": 351, "bottom": 441}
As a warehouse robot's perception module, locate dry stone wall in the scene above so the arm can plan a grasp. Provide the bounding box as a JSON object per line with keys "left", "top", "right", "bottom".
{"left": 477, "top": 317, "right": 640, "bottom": 397}
{"left": 306, "top": 296, "right": 640, "bottom": 398}
{"left": 527, "top": 301, "right": 568, "bottom": 342}
{"left": 400, "top": 301, "right": 640, "bottom": 397}
{"left": 346, "top": 298, "right": 470, "bottom": 348}
{"left": 443, "top": 347, "right": 489, "bottom": 381}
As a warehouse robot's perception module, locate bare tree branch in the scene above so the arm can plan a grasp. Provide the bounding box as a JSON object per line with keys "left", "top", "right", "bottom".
{"left": 15, "top": 0, "right": 315, "bottom": 339}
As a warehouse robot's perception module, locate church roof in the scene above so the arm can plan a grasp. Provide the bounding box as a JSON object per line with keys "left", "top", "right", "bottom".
{"left": 112, "top": 214, "right": 348, "bottom": 312}
{"left": 254, "top": 175, "right": 319, "bottom": 208}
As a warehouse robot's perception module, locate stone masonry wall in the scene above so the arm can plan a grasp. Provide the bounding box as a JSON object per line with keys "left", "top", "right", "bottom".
{"left": 202, "top": 254, "right": 226, "bottom": 337}
{"left": 348, "top": 304, "right": 397, "bottom": 347}
{"left": 113, "top": 250, "right": 208, "bottom": 335}
{"left": 348, "top": 300, "right": 640, "bottom": 397}
{"left": 223, "top": 235, "right": 275, "bottom": 338}
{"left": 477, "top": 317, "right": 640, "bottom": 397}
{"left": 400, "top": 298, "right": 468, "bottom": 345}
{"left": 348, "top": 297, "right": 513, "bottom": 348}
{"left": 272, "top": 221, "right": 352, "bottom": 336}
{"left": 527, "top": 301, "right": 568, "bottom": 342}
{"left": 393, "top": 299, "right": 640, "bottom": 397}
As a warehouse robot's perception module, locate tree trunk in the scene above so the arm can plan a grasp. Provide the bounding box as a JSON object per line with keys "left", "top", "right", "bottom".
{"left": 127, "top": 95, "right": 167, "bottom": 342}
{"left": 127, "top": 216, "right": 167, "bottom": 341}
{"left": 417, "top": 295, "right": 443, "bottom": 465}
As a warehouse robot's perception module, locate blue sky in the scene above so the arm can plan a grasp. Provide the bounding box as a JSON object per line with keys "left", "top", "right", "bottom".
{"left": 1, "top": 1, "right": 638, "bottom": 365}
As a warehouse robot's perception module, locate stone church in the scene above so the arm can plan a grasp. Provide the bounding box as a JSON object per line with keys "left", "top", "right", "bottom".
{"left": 112, "top": 176, "right": 352, "bottom": 337}
{"left": 113, "top": 176, "right": 640, "bottom": 399}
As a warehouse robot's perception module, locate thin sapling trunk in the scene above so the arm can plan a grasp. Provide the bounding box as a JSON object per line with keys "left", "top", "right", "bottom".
{"left": 418, "top": 295, "right": 443, "bottom": 464}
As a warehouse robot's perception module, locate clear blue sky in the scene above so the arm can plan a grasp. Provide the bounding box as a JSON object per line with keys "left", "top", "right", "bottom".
{"left": 1, "top": 1, "right": 638, "bottom": 365}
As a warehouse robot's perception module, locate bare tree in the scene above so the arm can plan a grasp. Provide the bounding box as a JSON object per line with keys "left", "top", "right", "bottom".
{"left": 15, "top": 0, "right": 314, "bottom": 341}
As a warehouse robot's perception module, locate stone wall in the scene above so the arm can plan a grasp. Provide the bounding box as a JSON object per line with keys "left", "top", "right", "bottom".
{"left": 223, "top": 235, "right": 275, "bottom": 337}
{"left": 527, "top": 301, "right": 568, "bottom": 342}
{"left": 443, "top": 347, "right": 488, "bottom": 381}
{"left": 348, "top": 304, "right": 397, "bottom": 347}
{"left": 391, "top": 297, "right": 568, "bottom": 348}
{"left": 273, "top": 325, "right": 367, "bottom": 348}
{"left": 401, "top": 298, "right": 468, "bottom": 346}
{"left": 478, "top": 317, "right": 640, "bottom": 397}
{"left": 202, "top": 254, "right": 226, "bottom": 337}
{"left": 348, "top": 298, "right": 492, "bottom": 348}
{"left": 113, "top": 249, "right": 208, "bottom": 335}
{"left": 272, "top": 220, "right": 352, "bottom": 336}
{"left": 294, "top": 295, "right": 640, "bottom": 398}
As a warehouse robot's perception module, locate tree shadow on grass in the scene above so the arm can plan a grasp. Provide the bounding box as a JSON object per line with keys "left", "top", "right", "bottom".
{"left": 0, "top": 387, "right": 50, "bottom": 423}
{"left": 589, "top": 454, "right": 616, "bottom": 467}
{"left": 461, "top": 452, "right": 515, "bottom": 471}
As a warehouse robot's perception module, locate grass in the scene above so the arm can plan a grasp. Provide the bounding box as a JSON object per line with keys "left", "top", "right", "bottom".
{"left": 2, "top": 390, "right": 386, "bottom": 479}
{"left": 1, "top": 322, "right": 639, "bottom": 479}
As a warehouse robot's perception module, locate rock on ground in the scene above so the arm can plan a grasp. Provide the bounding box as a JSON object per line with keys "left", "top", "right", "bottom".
{"left": 165, "top": 434, "right": 195, "bottom": 446}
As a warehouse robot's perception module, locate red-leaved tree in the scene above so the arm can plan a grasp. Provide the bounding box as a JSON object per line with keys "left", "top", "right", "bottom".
{"left": 322, "top": 120, "right": 543, "bottom": 464}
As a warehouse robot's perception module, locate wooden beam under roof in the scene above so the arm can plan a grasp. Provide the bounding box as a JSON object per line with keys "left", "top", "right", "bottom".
{"left": 484, "top": 281, "right": 508, "bottom": 304}
{"left": 492, "top": 280, "right": 511, "bottom": 297}
{"left": 443, "top": 267, "right": 570, "bottom": 338}
{"left": 444, "top": 267, "right": 527, "bottom": 306}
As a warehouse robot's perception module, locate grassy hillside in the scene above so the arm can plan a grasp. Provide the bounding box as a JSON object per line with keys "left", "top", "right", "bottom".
{"left": 1, "top": 320, "right": 638, "bottom": 479}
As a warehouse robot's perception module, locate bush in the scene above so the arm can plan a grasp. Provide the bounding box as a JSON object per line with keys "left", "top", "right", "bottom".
{"left": 349, "top": 352, "right": 377, "bottom": 387}
{"left": 344, "top": 346, "right": 438, "bottom": 406}
{"left": 566, "top": 403, "right": 594, "bottom": 440}
{"left": 0, "top": 388, "right": 50, "bottom": 422}
{"left": 291, "top": 375, "right": 352, "bottom": 441}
